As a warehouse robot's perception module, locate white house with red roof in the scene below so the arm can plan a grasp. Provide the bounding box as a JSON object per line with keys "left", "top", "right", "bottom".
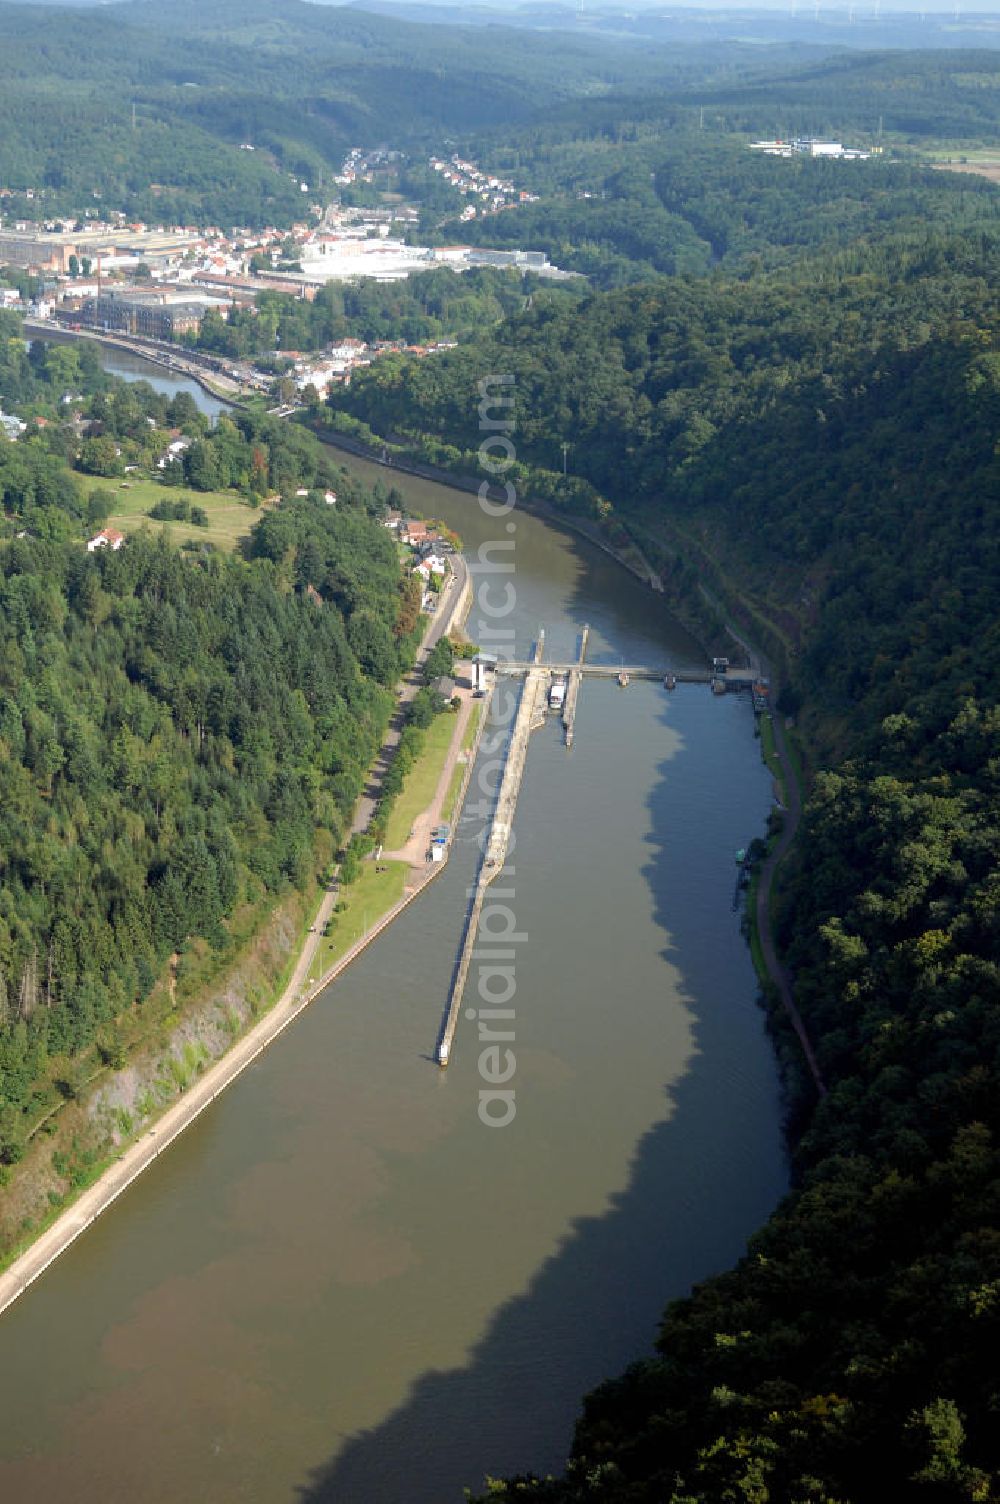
{"left": 87, "top": 527, "right": 125, "bottom": 552}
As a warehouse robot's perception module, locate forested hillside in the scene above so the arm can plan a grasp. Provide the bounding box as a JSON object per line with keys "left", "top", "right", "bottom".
{"left": 0, "top": 353, "right": 408, "bottom": 1166}
{"left": 5, "top": 0, "right": 1000, "bottom": 230}
{"left": 426, "top": 135, "right": 1000, "bottom": 286}
{"left": 332, "top": 167, "right": 1000, "bottom": 1498}
{"left": 191, "top": 266, "right": 564, "bottom": 360}
{"left": 0, "top": 0, "right": 732, "bottom": 224}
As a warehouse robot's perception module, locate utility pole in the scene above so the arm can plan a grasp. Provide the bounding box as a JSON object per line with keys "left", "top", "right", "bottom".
{"left": 560, "top": 442, "right": 569, "bottom": 477}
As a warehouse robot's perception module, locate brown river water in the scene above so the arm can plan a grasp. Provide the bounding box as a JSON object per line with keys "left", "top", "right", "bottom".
{"left": 0, "top": 354, "right": 787, "bottom": 1502}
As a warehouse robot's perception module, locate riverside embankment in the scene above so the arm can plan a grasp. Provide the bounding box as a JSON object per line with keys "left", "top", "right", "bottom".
{"left": 0, "top": 554, "right": 471, "bottom": 1321}
{"left": 311, "top": 422, "right": 665, "bottom": 593}
{"left": 24, "top": 319, "right": 245, "bottom": 403}
{"left": 0, "top": 346, "right": 788, "bottom": 1504}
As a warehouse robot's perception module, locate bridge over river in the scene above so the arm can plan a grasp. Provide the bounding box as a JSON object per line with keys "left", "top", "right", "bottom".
{"left": 497, "top": 661, "right": 760, "bottom": 687}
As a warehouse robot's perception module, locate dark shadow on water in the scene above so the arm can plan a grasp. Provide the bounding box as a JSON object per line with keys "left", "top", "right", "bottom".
{"left": 294, "top": 675, "right": 789, "bottom": 1504}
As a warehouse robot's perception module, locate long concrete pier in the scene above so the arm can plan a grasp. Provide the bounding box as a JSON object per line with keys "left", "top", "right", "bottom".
{"left": 562, "top": 624, "right": 589, "bottom": 747}
{"left": 437, "top": 639, "right": 547, "bottom": 1066}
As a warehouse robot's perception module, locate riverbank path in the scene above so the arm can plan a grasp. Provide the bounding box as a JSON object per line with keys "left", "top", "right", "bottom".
{"left": 382, "top": 690, "right": 475, "bottom": 869}
{"left": 351, "top": 557, "right": 468, "bottom": 838}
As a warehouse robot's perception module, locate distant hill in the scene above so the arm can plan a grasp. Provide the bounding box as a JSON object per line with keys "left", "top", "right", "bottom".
{"left": 0, "top": 0, "right": 751, "bottom": 223}
{"left": 1, "top": 0, "right": 999, "bottom": 227}
{"left": 348, "top": 0, "right": 1000, "bottom": 48}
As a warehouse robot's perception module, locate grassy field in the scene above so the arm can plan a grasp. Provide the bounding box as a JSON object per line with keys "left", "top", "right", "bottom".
{"left": 926, "top": 147, "right": 1000, "bottom": 182}
{"left": 443, "top": 700, "right": 484, "bottom": 827}
{"left": 103, "top": 475, "right": 267, "bottom": 553}
{"left": 925, "top": 147, "right": 1000, "bottom": 161}
{"left": 314, "top": 861, "right": 408, "bottom": 975}
{"left": 383, "top": 710, "right": 460, "bottom": 850}
{"left": 784, "top": 724, "right": 807, "bottom": 805}
{"left": 758, "top": 713, "right": 789, "bottom": 805}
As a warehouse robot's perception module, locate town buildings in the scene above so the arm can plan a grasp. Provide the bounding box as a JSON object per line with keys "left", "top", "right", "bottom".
{"left": 80, "top": 291, "right": 213, "bottom": 338}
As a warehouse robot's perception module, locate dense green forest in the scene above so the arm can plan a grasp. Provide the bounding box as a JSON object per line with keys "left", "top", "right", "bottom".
{"left": 0, "top": 312, "right": 415, "bottom": 1166}
{"left": 0, "top": 0, "right": 749, "bottom": 225}
{"left": 3, "top": 0, "right": 1000, "bottom": 230}
{"left": 328, "top": 150, "right": 1000, "bottom": 1498}
{"left": 333, "top": 193, "right": 1000, "bottom": 554}
{"left": 422, "top": 131, "right": 1000, "bottom": 287}
{"left": 190, "top": 266, "right": 569, "bottom": 359}
{"left": 0, "top": 512, "right": 403, "bottom": 1166}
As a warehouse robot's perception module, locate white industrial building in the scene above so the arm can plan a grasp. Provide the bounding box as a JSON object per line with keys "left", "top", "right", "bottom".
{"left": 749, "top": 138, "right": 871, "bottom": 160}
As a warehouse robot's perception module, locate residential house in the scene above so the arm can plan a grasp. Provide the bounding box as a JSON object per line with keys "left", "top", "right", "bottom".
{"left": 157, "top": 437, "right": 190, "bottom": 470}
{"left": 402, "top": 518, "right": 432, "bottom": 546}
{"left": 87, "top": 527, "right": 125, "bottom": 552}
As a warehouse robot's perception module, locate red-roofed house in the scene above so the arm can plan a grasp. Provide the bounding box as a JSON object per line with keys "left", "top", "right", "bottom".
{"left": 402, "top": 519, "right": 432, "bottom": 546}
{"left": 87, "top": 527, "right": 125, "bottom": 552}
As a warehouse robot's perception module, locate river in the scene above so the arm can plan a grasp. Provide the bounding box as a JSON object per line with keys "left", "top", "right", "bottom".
{"left": 29, "top": 331, "right": 231, "bottom": 424}
{"left": 0, "top": 350, "right": 788, "bottom": 1502}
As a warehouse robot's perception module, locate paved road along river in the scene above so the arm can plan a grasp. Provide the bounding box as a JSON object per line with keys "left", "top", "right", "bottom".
{"left": 0, "top": 350, "right": 788, "bottom": 1503}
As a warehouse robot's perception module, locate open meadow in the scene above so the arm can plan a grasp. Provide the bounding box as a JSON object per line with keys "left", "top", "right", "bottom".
{"left": 104, "top": 475, "right": 268, "bottom": 552}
